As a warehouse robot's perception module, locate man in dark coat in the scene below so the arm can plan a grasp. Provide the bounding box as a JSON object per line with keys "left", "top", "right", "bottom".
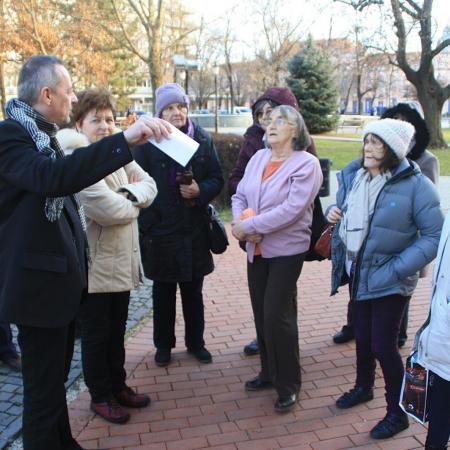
{"left": 0, "top": 55, "right": 170, "bottom": 450}
{"left": 134, "top": 83, "right": 224, "bottom": 368}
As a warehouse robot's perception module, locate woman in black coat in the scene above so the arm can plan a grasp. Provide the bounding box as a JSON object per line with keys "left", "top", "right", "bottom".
{"left": 134, "top": 83, "right": 224, "bottom": 367}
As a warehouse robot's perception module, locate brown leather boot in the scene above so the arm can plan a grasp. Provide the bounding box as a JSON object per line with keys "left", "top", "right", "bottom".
{"left": 90, "top": 398, "right": 130, "bottom": 424}
{"left": 115, "top": 386, "right": 150, "bottom": 408}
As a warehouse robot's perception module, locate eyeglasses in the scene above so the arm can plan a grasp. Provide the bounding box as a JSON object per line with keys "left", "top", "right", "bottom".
{"left": 267, "top": 117, "right": 292, "bottom": 127}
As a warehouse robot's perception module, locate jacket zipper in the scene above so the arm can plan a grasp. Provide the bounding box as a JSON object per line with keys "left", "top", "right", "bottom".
{"left": 351, "top": 165, "right": 416, "bottom": 300}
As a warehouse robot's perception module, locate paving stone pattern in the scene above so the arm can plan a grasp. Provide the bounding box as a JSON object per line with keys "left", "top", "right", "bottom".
{"left": 0, "top": 279, "right": 153, "bottom": 450}
{"left": 67, "top": 224, "right": 434, "bottom": 450}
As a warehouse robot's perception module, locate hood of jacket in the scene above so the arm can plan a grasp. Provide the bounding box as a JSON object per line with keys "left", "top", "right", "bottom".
{"left": 251, "top": 87, "right": 300, "bottom": 116}
{"left": 381, "top": 103, "right": 430, "bottom": 160}
{"left": 56, "top": 128, "right": 90, "bottom": 155}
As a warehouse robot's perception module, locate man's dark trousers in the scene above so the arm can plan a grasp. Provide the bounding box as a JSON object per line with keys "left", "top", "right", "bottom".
{"left": 18, "top": 322, "right": 79, "bottom": 450}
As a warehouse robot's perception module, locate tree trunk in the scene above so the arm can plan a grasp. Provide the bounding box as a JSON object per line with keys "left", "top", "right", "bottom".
{"left": 417, "top": 85, "right": 446, "bottom": 148}
{"left": 356, "top": 73, "right": 362, "bottom": 114}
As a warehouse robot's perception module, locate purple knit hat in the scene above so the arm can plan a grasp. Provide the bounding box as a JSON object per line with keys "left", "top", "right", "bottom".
{"left": 155, "top": 83, "right": 189, "bottom": 118}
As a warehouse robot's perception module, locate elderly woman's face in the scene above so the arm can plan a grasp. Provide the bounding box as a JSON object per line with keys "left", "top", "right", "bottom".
{"left": 77, "top": 108, "right": 115, "bottom": 143}
{"left": 266, "top": 111, "right": 296, "bottom": 148}
{"left": 363, "top": 133, "right": 386, "bottom": 170}
{"left": 161, "top": 103, "right": 188, "bottom": 129}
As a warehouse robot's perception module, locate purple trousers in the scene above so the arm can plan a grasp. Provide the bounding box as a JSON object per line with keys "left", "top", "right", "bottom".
{"left": 353, "top": 294, "right": 410, "bottom": 415}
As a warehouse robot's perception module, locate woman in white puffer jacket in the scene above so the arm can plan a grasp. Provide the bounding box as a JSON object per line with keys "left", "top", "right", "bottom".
{"left": 57, "top": 87, "right": 157, "bottom": 425}
{"left": 418, "top": 211, "right": 450, "bottom": 450}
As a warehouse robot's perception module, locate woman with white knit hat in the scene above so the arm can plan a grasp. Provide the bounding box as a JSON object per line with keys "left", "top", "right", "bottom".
{"left": 327, "top": 118, "right": 443, "bottom": 440}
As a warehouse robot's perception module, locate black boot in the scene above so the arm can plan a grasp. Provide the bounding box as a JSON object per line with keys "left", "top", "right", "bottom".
{"left": 370, "top": 412, "right": 409, "bottom": 439}
{"left": 333, "top": 325, "right": 354, "bottom": 344}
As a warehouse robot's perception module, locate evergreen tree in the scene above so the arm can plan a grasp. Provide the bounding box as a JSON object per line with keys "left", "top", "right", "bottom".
{"left": 287, "top": 37, "right": 338, "bottom": 133}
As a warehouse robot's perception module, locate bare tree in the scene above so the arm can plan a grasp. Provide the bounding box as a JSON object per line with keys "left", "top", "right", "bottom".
{"left": 251, "top": 0, "right": 306, "bottom": 86}
{"left": 338, "top": 0, "right": 450, "bottom": 147}
{"left": 390, "top": 0, "right": 450, "bottom": 147}
{"left": 93, "top": 0, "right": 196, "bottom": 111}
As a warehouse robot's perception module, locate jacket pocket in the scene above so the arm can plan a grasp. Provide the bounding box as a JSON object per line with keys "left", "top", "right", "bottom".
{"left": 22, "top": 252, "right": 68, "bottom": 273}
{"left": 367, "top": 254, "right": 398, "bottom": 292}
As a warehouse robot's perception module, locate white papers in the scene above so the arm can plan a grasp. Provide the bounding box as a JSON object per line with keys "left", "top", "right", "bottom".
{"left": 149, "top": 124, "right": 199, "bottom": 167}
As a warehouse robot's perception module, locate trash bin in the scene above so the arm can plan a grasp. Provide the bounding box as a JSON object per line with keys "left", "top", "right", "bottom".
{"left": 319, "top": 158, "right": 331, "bottom": 197}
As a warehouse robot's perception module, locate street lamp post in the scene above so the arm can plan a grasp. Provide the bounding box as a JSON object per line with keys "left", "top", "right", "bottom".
{"left": 214, "top": 66, "right": 219, "bottom": 133}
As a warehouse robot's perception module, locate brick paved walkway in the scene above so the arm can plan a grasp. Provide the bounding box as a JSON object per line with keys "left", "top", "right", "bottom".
{"left": 0, "top": 280, "right": 153, "bottom": 450}
{"left": 68, "top": 226, "right": 432, "bottom": 450}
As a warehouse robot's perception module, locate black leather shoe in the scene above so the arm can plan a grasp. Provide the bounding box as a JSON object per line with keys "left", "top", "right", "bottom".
{"left": 336, "top": 386, "right": 374, "bottom": 409}
{"left": 274, "top": 392, "right": 298, "bottom": 413}
{"left": 398, "top": 338, "right": 407, "bottom": 348}
{"left": 188, "top": 347, "right": 212, "bottom": 364}
{"left": 154, "top": 348, "right": 171, "bottom": 367}
{"left": 370, "top": 412, "right": 409, "bottom": 439}
{"left": 244, "top": 376, "right": 272, "bottom": 391}
{"left": 243, "top": 338, "right": 259, "bottom": 356}
{"left": 333, "top": 326, "right": 354, "bottom": 344}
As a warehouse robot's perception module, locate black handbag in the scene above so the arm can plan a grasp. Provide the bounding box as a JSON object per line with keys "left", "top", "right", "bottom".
{"left": 205, "top": 204, "right": 229, "bottom": 254}
{"left": 304, "top": 195, "right": 328, "bottom": 262}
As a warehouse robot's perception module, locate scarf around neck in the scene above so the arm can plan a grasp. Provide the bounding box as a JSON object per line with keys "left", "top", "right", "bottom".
{"left": 5, "top": 98, "right": 87, "bottom": 231}
{"left": 339, "top": 167, "right": 391, "bottom": 261}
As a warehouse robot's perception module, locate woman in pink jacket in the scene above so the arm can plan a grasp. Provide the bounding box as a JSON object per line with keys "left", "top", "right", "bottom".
{"left": 231, "top": 105, "right": 322, "bottom": 413}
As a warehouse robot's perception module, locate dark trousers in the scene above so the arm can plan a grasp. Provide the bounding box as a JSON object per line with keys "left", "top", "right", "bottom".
{"left": 153, "top": 277, "right": 205, "bottom": 350}
{"left": 17, "top": 323, "right": 79, "bottom": 450}
{"left": 0, "top": 321, "right": 17, "bottom": 357}
{"left": 353, "top": 294, "right": 409, "bottom": 415}
{"left": 345, "top": 298, "right": 409, "bottom": 342}
{"left": 80, "top": 291, "right": 130, "bottom": 403}
{"left": 426, "top": 371, "right": 450, "bottom": 448}
{"left": 247, "top": 254, "right": 305, "bottom": 397}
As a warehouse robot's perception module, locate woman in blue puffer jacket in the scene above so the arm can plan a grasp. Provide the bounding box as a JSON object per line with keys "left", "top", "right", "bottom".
{"left": 327, "top": 118, "right": 443, "bottom": 441}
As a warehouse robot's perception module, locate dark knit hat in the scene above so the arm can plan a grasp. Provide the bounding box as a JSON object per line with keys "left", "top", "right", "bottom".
{"left": 155, "top": 83, "right": 189, "bottom": 118}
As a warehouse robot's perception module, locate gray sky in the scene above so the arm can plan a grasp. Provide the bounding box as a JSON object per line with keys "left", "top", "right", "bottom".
{"left": 188, "top": 0, "right": 450, "bottom": 60}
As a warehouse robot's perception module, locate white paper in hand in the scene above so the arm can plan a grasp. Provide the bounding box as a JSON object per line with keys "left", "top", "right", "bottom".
{"left": 149, "top": 123, "right": 199, "bottom": 167}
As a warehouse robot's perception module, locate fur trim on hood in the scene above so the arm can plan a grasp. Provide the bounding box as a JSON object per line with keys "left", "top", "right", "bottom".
{"left": 381, "top": 103, "right": 430, "bottom": 160}
{"left": 56, "top": 128, "right": 90, "bottom": 155}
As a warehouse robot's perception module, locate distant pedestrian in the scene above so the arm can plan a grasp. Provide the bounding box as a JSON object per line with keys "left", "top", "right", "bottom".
{"left": 328, "top": 118, "right": 443, "bottom": 439}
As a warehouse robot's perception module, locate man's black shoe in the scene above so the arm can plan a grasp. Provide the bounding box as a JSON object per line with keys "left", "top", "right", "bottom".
{"left": 370, "top": 412, "right": 409, "bottom": 439}
{"left": 154, "top": 348, "right": 171, "bottom": 367}
{"left": 336, "top": 386, "right": 374, "bottom": 409}
{"left": 244, "top": 376, "right": 272, "bottom": 391}
{"left": 274, "top": 392, "right": 298, "bottom": 413}
{"left": 188, "top": 347, "right": 212, "bottom": 364}
{"left": 398, "top": 338, "right": 407, "bottom": 348}
{"left": 333, "top": 326, "right": 354, "bottom": 344}
{"left": 243, "top": 338, "right": 259, "bottom": 356}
